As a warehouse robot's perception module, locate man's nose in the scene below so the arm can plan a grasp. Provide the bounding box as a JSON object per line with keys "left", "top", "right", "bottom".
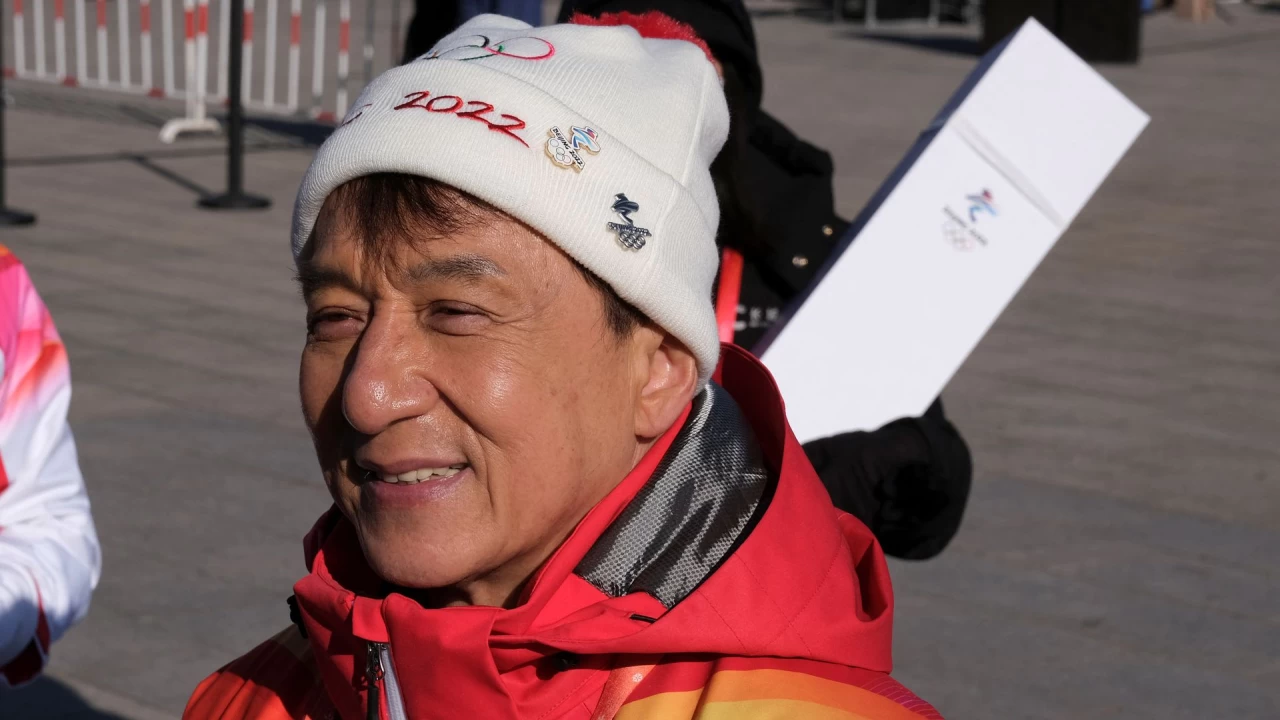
{"left": 341, "top": 315, "right": 438, "bottom": 436}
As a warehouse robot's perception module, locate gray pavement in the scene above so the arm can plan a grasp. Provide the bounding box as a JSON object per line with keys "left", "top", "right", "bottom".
{"left": 0, "top": 6, "right": 1277, "bottom": 720}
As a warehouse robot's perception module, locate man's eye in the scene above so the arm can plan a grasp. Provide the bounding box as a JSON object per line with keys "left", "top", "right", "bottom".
{"left": 428, "top": 303, "right": 489, "bottom": 334}
{"left": 307, "top": 312, "right": 363, "bottom": 340}
{"left": 437, "top": 306, "right": 475, "bottom": 316}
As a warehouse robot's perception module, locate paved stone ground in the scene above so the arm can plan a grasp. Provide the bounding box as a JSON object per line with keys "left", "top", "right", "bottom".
{"left": 0, "top": 6, "right": 1277, "bottom": 720}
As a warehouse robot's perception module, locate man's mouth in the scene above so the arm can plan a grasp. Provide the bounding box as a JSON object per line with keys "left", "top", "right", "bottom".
{"left": 374, "top": 464, "right": 468, "bottom": 485}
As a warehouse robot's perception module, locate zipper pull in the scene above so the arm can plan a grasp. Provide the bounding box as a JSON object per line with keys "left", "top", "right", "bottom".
{"left": 366, "top": 641, "right": 386, "bottom": 720}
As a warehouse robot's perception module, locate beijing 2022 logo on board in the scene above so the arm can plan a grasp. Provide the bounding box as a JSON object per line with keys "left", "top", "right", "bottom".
{"left": 942, "top": 189, "right": 997, "bottom": 251}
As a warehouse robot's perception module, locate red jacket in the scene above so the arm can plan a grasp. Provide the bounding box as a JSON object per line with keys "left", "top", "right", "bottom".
{"left": 185, "top": 346, "right": 942, "bottom": 719}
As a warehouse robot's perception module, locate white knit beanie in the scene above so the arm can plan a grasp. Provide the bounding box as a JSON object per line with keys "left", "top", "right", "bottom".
{"left": 291, "top": 13, "right": 729, "bottom": 384}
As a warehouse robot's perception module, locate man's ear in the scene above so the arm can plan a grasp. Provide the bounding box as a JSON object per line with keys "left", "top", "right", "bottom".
{"left": 632, "top": 328, "right": 699, "bottom": 440}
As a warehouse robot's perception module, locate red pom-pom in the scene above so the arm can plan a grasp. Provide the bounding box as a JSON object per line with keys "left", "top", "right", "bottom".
{"left": 570, "top": 10, "right": 715, "bottom": 65}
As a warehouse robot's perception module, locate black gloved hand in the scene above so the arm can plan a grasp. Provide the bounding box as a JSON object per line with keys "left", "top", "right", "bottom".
{"left": 803, "top": 420, "right": 931, "bottom": 529}
{"left": 802, "top": 401, "right": 972, "bottom": 560}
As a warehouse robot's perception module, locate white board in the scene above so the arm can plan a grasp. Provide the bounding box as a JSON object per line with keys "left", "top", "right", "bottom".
{"left": 758, "top": 19, "right": 1149, "bottom": 442}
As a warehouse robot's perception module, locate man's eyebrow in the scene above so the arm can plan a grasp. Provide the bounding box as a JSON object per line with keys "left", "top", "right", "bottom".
{"left": 294, "top": 263, "right": 359, "bottom": 297}
{"left": 406, "top": 255, "right": 506, "bottom": 284}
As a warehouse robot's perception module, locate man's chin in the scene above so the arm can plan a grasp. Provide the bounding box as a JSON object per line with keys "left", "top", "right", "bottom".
{"left": 358, "top": 530, "right": 490, "bottom": 592}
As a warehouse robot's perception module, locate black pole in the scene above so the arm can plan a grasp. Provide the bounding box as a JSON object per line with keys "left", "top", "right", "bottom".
{"left": 200, "top": 0, "right": 269, "bottom": 210}
{"left": 0, "top": 6, "right": 35, "bottom": 227}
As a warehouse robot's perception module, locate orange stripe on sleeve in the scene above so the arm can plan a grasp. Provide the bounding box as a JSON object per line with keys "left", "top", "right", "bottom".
{"left": 701, "top": 669, "right": 934, "bottom": 719}
{"left": 615, "top": 688, "right": 702, "bottom": 719}
{"left": 618, "top": 668, "right": 939, "bottom": 720}
{"left": 699, "top": 697, "right": 870, "bottom": 719}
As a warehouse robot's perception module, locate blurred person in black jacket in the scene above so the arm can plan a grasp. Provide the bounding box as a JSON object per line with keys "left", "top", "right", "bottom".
{"left": 402, "top": 0, "right": 972, "bottom": 560}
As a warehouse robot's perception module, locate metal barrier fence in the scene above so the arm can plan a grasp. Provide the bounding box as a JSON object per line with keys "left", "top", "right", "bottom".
{"left": 6, "top": 0, "right": 983, "bottom": 141}
{"left": 4, "top": 0, "right": 406, "bottom": 140}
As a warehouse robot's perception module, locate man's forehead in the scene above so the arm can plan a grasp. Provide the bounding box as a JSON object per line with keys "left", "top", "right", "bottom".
{"left": 297, "top": 251, "right": 507, "bottom": 293}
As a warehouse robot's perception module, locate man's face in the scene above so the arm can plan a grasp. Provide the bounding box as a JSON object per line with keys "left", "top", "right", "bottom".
{"left": 298, "top": 194, "right": 662, "bottom": 605}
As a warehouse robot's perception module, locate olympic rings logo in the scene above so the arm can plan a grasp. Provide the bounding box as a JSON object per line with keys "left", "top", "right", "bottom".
{"left": 420, "top": 35, "right": 556, "bottom": 63}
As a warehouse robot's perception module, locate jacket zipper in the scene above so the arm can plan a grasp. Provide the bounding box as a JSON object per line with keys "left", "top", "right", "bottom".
{"left": 366, "top": 641, "right": 408, "bottom": 720}
{"left": 365, "top": 642, "right": 383, "bottom": 720}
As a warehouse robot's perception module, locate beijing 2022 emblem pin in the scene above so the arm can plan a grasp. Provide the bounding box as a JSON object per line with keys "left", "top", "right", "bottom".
{"left": 607, "top": 193, "right": 651, "bottom": 251}
{"left": 546, "top": 126, "right": 601, "bottom": 172}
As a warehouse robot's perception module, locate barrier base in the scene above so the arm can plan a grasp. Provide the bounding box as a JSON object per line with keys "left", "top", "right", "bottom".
{"left": 159, "top": 117, "right": 222, "bottom": 144}
{"left": 198, "top": 192, "right": 271, "bottom": 211}
{"left": 0, "top": 208, "right": 36, "bottom": 227}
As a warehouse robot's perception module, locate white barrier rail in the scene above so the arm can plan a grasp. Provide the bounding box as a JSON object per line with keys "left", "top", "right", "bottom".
{"left": 4, "top": 0, "right": 402, "bottom": 140}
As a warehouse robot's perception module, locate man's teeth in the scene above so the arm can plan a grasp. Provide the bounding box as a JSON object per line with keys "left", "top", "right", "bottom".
{"left": 379, "top": 465, "right": 466, "bottom": 484}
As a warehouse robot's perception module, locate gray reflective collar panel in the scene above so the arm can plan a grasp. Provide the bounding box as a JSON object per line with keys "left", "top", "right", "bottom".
{"left": 576, "top": 384, "right": 772, "bottom": 609}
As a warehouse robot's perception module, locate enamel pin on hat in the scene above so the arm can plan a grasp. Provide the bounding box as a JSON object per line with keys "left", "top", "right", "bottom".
{"left": 546, "top": 126, "right": 601, "bottom": 172}
{"left": 607, "top": 193, "right": 651, "bottom": 251}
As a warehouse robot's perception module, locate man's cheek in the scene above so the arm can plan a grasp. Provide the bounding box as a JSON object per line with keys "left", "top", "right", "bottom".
{"left": 301, "top": 351, "right": 351, "bottom": 428}
{"left": 299, "top": 359, "right": 334, "bottom": 420}
{"left": 326, "top": 473, "right": 355, "bottom": 510}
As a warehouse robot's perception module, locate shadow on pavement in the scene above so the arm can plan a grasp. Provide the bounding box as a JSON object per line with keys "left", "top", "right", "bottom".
{"left": 0, "top": 676, "right": 130, "bottom": 720}
{"left": 1145, "top": 29, "right": 1280, "bottom": 56}
{"left": 851, "top": 32, "right": 981, "bottom": 56}
{"left": 244, "top": 116, "right": 335, "bottom": 148}
{"left": 131, "top": 156, "right": 214, "bottom": 197}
